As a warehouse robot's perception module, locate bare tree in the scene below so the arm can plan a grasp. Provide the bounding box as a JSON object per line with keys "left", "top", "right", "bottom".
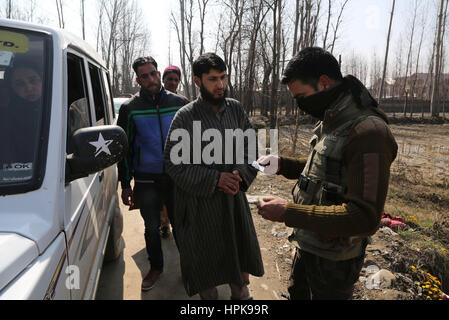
{"left": 296, "top": 0, "right": 321, "bottom": 52}
{"left": 409, "top": 3, "right": 428, "bottom": 117}
{"left": 258, "top": 21, "right": 273, "bottom": 117}
{"left": 170, "top": 0, "right": 191, "bottom": 99}
{"left": 378, "top": 0, "right": 396, "bottom": 103}
{"left": 171, "top": 0, "right": 198, "bottom": 100}
{"left": 328, "top": 0, "right": 350, "bottom": 54}
{"left": 185, "top": 0, "right": 197, "bottom": 99}
{"left": 440, "top": 0, "right": 449, "bottom": 117}
{"left": 197, "top": 0, "right": 210, "bottom": 56}
{"left": 97, "top": 0, "right": 129, "bottom": 94}
{"left": 118, "top": 0, "right": 150, "bottom": 94}
{"left": 242, "top": 0, "right": 270, "bottom": 114}
{"left": 7, "top": 0, "right": 12, "bottom": 19}
{"left": 292, "top": 0, "right": 300, "bottom": 55}
{"left": 266, "top": 0, "right": 284, "bottom": 128}
{"left": 56, "top": 0, "right": 65, "bottom": 28}
{"left": 370, "top": 51, "right": 382, "bottom": 100}
{"left": 81, "top": 0, "right": 86, "bottom": 40}
{"left": 392, "top": 37, "right": 404, "bottom": 100}
{"left": 322, "top": 0, "right": 331, "bottom": 50}
{"left": 430, "top": 0, "right": 447, "bottom": 116}
{"left": 289, "top": 0, "right": 322, "bottom": 152}
{"left": 96, "top": 0, "right": 105, "bottom": 52}
{"left": 402, "top": 0, "right": 418, "bottom": 117}
{"left": 437, "top": 0, "right": 448, "bottom": 116}
{"left": 343, "top": 50, "right": 368, "bottom": 84}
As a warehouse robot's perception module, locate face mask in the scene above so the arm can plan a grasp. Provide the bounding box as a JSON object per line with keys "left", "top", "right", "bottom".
{"left": 295, "top": 81, "right": 345, "bottom": 121}
{"left": 296, "top": 95, "right": 328, "bottom": 120}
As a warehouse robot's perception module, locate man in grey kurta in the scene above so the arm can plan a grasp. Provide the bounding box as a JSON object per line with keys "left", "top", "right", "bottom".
{"left": 164, "top": 53, "right": 264, "bottom": 299}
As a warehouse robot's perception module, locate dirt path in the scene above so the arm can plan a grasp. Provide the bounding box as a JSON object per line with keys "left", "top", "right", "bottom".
{"left": 95, "top": 188, "right": 289, "bottom": 300}
{"left": 96, "top": 193, "right": 207, "bottom": 300}
{"left": 96, "top": 123, "right": 449, "bottom": 300}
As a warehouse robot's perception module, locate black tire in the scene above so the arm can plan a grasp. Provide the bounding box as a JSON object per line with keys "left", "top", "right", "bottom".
{"left": 104, "top": 199, "right": 124, "bottom": 262}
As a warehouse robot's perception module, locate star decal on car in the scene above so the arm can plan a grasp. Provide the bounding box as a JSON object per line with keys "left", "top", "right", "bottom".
{"left": 89, "top": 133, "right": 113, "bottom": 157}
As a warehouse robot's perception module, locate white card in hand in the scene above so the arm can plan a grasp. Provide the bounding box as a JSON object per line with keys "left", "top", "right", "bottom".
{"left": 251, "top": 161, "right": 265, "bottom": 173}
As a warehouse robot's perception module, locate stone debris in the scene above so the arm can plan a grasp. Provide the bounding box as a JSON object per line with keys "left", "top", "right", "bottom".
{"left": 365, "top": 265, "right": 380, "bottom": 275}
{"left": 366, "top": 269, "right": 396, "bottom": 290}
{"left": 379, "top": 227, "right": 399, "bottom": 237}
{"left": 271, "top": 227, "right": 287, "bottom": 238}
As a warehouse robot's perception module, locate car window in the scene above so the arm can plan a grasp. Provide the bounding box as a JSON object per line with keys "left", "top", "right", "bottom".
{"left": 0, "top": 28, "right": 51, "bottom": 193}
{"left": 67, "top": 53, "right": 91, "bottom": 154}
{"left": 88, "top": 63, "right": 107, "bottom": 125}
{"left": 101, "top": 70, "right": 114, "bottom": 121}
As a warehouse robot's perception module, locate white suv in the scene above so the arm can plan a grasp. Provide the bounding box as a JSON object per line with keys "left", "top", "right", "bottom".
{"left": 0, "top": 19, "right": 127, "bottom": 300}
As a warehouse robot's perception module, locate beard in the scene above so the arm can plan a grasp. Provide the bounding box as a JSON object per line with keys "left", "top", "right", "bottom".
{"left": 200, "top": 84, "right": 227, "bottom": 106}
{"left": 145, "top": 79, "right": 162, "bottom": 95}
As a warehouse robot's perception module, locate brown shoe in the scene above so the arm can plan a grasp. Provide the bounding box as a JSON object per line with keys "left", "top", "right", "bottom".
{"left": 141, "top": 269, "right": 163, "bottom": 291}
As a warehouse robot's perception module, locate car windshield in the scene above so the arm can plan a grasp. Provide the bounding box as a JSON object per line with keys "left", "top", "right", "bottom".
{"left": 113, "top": 98, "right": 128, "bottom": 114}
{"left": 0, "top": 27, "right": 51, "bottom": 194}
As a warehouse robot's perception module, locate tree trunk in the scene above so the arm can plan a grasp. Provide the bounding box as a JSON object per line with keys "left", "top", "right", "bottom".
{"left": 378, "top": 0, "right": 396, "bottom": 103}
{"left": 269, "top": 0, "right": 282, "bottom": 129}
{"left": 410, "top": 11, "right": 426, "bottom": 118}
{"left": 81, "top": 0, "right": 85, "bottom": 40}
{"left": 430, "top": 0, "right": 445, "bottom": 117}
{"left": 323, "top": 0, "right": 331, "bottom": 50}
{"left": 7, "top": 0, "right": 12, "bottom": 19}
{"left": 402, "top": 1, "right": 418, "bottom": 117}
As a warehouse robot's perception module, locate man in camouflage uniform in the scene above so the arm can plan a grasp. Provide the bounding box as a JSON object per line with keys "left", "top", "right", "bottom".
{"left": 257, "top": 47, "right": 398, "bottom": 300}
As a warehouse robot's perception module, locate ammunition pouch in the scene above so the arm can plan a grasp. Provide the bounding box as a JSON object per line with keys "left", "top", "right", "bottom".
{"left": 321, "top": 182, "right": 346, "bottom": 205}
{"left": 293, "top": 175, "right": 346, "bottom": 206}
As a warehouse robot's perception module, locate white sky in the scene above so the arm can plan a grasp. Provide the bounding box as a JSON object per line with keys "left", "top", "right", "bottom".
{"left": 5, "top": 0, "right": 441, "bottom": 74}
{"left": 141, "top": 0, "right": 438, "bottom": 72}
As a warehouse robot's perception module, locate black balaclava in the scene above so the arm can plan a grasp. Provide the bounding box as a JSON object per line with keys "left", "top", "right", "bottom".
{"left": 295, "top": 75, "right": 378, "bottom": 120}
{"left": 295, "top": 80, "right": 345, "bottom": 120}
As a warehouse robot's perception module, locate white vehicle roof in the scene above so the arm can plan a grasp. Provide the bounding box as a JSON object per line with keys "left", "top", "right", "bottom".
{"left": 0, "top": 18, "right": 106, "bottom": 69}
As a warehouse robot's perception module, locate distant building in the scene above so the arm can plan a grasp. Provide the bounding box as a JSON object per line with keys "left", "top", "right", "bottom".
{"left": 371, "top": 73, "right": 449, "bottom": 100}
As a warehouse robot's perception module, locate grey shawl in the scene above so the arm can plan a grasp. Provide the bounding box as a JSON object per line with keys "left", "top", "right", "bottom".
{"left": 163, "top": 96, "right": 264, "bottom": 296}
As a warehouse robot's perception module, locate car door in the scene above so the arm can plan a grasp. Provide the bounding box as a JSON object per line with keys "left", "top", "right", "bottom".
{"left": 85, "top": 62, "right": 115, "bottom": 258}
{"left": 63, "top": 52, "right": 103, "bottom": 300}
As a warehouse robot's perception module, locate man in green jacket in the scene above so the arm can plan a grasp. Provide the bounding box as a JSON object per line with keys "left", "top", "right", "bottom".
{"left": 257, "top": 47, "right": 398, "bottom": 300}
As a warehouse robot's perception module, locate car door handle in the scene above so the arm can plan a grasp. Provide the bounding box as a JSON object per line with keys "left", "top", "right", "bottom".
{"left": 99, "top": 171, "right": 104, "bottom": 182}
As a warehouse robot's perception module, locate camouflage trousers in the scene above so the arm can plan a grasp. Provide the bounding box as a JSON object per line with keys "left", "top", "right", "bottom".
{"left": 288, "top": 243, "right": 367, "bottom": 300}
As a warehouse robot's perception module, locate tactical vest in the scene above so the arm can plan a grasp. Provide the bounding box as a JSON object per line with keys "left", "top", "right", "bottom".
{"left": 289, "top": 93, "right": 385, "bottom": 261}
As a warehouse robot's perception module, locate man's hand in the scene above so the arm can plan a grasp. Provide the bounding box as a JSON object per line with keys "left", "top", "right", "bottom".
{"left": 257, "top": 197, "right": 287, "bottom": 222}
{"left": 218, "top": 171, "right": 242, "bottom": 195}
{"left": 121, "top": 188, "right": 134, "bottom": 207}
{"left": 257, "top": 155, "right": 280, "bottom": 175}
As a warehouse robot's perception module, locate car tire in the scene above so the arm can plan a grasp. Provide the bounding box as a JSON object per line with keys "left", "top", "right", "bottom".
{"left": 104, "top": 198, "right": 124, "bottom": 262}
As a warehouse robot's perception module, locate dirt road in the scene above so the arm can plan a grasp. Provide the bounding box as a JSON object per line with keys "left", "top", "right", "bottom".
{"left": 96, "top": 122, "right": 449, "bottom": 300}
{"left": 95, "top": 188, "right": 289, "bottom": 300}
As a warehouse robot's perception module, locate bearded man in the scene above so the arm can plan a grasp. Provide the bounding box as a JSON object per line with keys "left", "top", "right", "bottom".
{"left": 163, "top": 53, "right": 264, "bottom": 300}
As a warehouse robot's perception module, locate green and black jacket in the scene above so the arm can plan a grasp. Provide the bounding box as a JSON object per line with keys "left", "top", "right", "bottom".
{"left": 117, "top": 87, "right": 187, "bottom": 189}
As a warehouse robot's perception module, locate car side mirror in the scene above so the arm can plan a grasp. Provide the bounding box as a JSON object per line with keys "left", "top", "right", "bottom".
{"left": 66, "top": 125, "right": 128, "bottom": 183}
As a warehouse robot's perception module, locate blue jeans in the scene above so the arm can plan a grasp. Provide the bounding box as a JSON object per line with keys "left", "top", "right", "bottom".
{"left": 134, "top": 179, "right": 174, "bottom": 271}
